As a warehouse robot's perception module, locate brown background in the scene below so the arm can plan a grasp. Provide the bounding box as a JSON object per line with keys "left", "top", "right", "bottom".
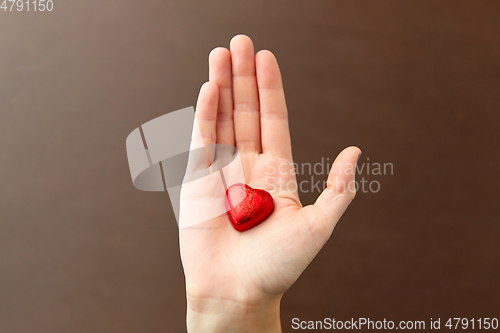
{"left": 1, "top": 1, "right": 499, "bottom": 332}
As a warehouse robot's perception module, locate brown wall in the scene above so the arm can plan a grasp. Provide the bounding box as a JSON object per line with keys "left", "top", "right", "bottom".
{"left": 1, "top": 1, "right": 499, "bottom": 332}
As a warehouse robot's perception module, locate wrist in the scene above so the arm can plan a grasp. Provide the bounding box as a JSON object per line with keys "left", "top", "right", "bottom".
{"left": 186, "top": 294, "right": 282, "bottom": 333}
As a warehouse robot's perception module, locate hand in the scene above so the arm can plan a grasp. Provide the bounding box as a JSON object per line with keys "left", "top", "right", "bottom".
{"left": 179, "top": 35, "right": 361, "bottom": 332}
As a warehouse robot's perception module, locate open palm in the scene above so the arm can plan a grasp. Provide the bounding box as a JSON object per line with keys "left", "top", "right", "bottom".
{"left": 179, "top": 35, "right": 361, "bottom": 312}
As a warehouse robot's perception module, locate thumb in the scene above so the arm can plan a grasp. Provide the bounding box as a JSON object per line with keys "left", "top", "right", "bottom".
{"left": 311, "top": 146, "right": 361, "bottom": 233}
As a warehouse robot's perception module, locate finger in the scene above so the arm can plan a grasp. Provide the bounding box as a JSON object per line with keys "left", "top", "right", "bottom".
{"left": 194, "top": 81, "right": 219, "bottom": 148}
{"left": 209, "top": 47, "right": 235, "bottom": 146}
{"left": 230, "top": 34, "right": 261, "bottom": 154}
{"left": 255, "top": 50, "right": 292, "bottom": 160}
{"left": 310, "top": 146, "right": 362, "bottom": 234}
{"left": 187, "top": 82, "right": 219, "bottom": 171}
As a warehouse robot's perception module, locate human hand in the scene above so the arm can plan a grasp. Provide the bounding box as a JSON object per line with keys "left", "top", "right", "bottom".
{"left": 179, "top": 35, "right": 361, "bottom": 332}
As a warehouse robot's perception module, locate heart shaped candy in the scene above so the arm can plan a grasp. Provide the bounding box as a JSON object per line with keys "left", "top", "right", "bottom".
{"left": 225, "top": 183, "right": 275, "bottom": 232}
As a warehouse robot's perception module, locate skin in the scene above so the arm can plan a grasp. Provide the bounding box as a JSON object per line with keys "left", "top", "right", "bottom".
{"left": 179, "top": 35, "right": 361, "bottom": 332}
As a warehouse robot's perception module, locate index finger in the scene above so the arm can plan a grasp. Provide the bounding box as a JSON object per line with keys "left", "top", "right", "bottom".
{"left": 255, "top": 50, "right": 292, "bottom": 160}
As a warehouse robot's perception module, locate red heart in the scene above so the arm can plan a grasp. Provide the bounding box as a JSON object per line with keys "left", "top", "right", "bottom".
{"left": 225, "top": 183, "right": 275, "bottom": 232}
